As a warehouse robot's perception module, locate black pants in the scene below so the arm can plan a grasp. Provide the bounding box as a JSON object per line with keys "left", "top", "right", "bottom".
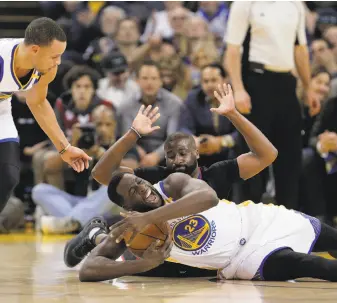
{"left": 239, "top": 69, "right": 302, "bottom": 210}
{"left": 263, "top": 222, "right": 337, "bottom": 281}
{"left": 0, "top": 141, "right": 20, "bottom": 213}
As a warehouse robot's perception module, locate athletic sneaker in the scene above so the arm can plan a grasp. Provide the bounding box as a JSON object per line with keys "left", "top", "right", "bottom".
{"left": 63, "top": 217, "right": 108, "bottom": 268}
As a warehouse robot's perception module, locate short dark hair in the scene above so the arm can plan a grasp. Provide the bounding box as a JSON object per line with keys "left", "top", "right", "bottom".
{"left": 107, "top": 172, "right": 128, "bottom": 207}
{"left": 164, "top": 132, "right": 196, "bottom": 151}
{"left": 136, "top": 60, "right": 160, "bottom": 77}
{"left": 62, "top": 65, "right": 101, "bottom": 90}
{"left": 311, "top": 67, "right": 331, "bottom": 79}
{"left": 115, "top": 17, "right": 140, "bottom": 38}
{"left": 201, "top": 63, "right": 227, "bottom": 78}
{"left": 24, "top": 17, "right": 67, "bottom": 46}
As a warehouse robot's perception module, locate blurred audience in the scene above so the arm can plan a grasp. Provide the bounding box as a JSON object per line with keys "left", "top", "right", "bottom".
{"left": 158, "top": 53, "right": 192, "bottom": 100}
{"left": 142, "top": 1, "right": 183, "bottom": 42}
{"left": 116, "top": 61, "right": 182, "bottom": 168}
{"left": 97, "top": 51, "right": 139, "bottom": 110}
{"left": 6, "top": 1, "right": 337, "bottom": 233}
{"left": 311, "top": 38, "right": 337, "bottom": 98}
{"left": 32, "top": 105, "right": 121, "bottom": 234}
{"left": 37, "top": 65, "right": 104, "bottom": 193}
{"left": 179, "top": 63, "right": 236, "bottom": 167}
{"left": 196, "top": 1, "right": 229, "bottom": 48}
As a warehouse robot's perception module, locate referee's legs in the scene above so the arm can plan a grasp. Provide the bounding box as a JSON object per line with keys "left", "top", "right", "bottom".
{"left": 272, "top": 74, "right": 302, "bottom": 210}
{"left": 240, "top": 71, "right": 302, "bottom": 209}
{"left": 237, "top": 71, "right": 276, "bottom": 202}
{"left": 0, "top": 141, "right": 20, "bottom": 213}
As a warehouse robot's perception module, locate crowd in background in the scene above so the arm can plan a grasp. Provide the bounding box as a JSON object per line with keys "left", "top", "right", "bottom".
{"left": 1, "top": 1, "right": 337, "bottom": 233}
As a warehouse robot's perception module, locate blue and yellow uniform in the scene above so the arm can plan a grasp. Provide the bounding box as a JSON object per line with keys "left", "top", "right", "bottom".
{"left": 153, "top": 180, "right": 320, "bottom": 280}
{"left": 0, "top": 38, "right": 40, "bottom": 142}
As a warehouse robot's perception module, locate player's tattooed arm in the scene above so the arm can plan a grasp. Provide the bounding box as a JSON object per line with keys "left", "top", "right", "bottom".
{"left": 148, "top": 173, "right": 219, "bottom": 223}
{"left": 79, "top": 233, "right": 170, "bottom": 282}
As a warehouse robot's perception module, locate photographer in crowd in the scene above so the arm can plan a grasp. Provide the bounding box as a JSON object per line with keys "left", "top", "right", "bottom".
{"left": 36, "top": 65, "right": 105, "bottom": 192}
{"left": 32, "top": 105, "right": 122, "bottom": 234}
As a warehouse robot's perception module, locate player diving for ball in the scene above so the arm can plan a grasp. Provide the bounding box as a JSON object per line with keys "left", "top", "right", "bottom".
{"left": 0, "top": 18, "right": 91, "bottom": 214}
{"left": 75, "top": 83, "right": 337, "bottom": 282}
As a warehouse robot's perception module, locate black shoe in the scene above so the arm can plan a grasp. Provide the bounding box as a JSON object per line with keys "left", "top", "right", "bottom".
{"left": 63, "top": 217, "right": 108, "bottom": 268}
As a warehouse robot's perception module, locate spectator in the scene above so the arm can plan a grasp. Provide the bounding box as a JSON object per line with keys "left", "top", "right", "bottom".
{"left": 97, "top": 51, "right": 139, "bottom": 110}
{"left": 148, "top": 43, "right": 176, "bottom": 64}
{"left": 39, "top": 65, "right": 104, "bottom": 192}
{"left": 299, "top": 68, "right": 331, "bottom": 147}
{"left": 189, "top": 40, "right": 220, "bottom": 86}
{"left": 141, "top": 1, "right": 183, "bottom": 42}
{"left": 116, "top": 61, "right": 182, "bottom": 168}
{"left": 298, "top": 68, "right": 331, "bottom": 219}
{"left": 33, "top": 105, "right": 120, "bottom": 234}
{"left": 158, "top": 53, "right": 192, "bottom": 100}
{"left": 83, "top": 6, "right": 126, "bottom": 71}
{"left": 197, "top": 1, "right": 229, "bottom": 47}
{"left": 307, "top": 96, "right": 337, "bottom": 225}
{"left": 311, "top": 38, "right": 337, "bottom": 98}
{"left": 167, "top": 6, "right": 192, "bottom": 52}
{"left": 179, "top": 63, "right": 236, "bottom": 167}
{"left": 324, "top": 26, "right": 337, "bottom": 61}
{"left": 114, "top": 18, "right": 162, "bottom": 71}
{"left": 180, "top": 16, "right": 214, "bottom": 61}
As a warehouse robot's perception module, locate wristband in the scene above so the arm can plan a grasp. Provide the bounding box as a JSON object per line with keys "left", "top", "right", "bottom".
{"left": 59, "top": 143, "right": 71, "bottom": 155}
{"left": 130, "top": 127, "right": 142, "bottom": 139}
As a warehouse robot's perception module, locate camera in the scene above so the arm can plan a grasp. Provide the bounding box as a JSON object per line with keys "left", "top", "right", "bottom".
{"left": 77, "top": 123, "right": 96, "bottom": 149}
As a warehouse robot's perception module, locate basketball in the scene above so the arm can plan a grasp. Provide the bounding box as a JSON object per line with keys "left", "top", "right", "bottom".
{"left": 124, "top": 222, "right": 170, "bottom": 258}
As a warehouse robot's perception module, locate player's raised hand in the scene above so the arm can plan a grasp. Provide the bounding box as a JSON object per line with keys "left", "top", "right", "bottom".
{"left": 211, "top": 83, "right": 237, "bottom": 117}
{"left": 132, "top": 105, "right": 160, "bottom": 136}
{"left": 61, "top": 146, "right": 92, "bottom": 173}
{"left": 109, "top": 211, "right": 151, "bottom": 246}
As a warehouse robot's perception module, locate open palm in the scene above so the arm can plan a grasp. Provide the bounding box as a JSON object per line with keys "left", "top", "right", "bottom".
{"left": 132, "top": 105, "right": 161, "bottom": 136}
{"left": 211, "top": 83, "right": 236, "bottom": 116}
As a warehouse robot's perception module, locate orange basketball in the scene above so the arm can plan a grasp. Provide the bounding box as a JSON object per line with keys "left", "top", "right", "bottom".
{"left": 123, "top": 222, "right": 170, "bottom": 258}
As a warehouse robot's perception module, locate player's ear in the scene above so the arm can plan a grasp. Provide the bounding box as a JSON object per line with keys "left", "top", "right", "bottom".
{"left": 196, "top": 149, "right": 200, "bottom": 160}
{"left": 30, "top": 45, "right": 40, "bottom": 54}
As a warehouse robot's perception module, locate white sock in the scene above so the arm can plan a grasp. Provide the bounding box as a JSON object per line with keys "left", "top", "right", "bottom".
{"left": 89, "top": 227, "right": 101, "bottom": 240}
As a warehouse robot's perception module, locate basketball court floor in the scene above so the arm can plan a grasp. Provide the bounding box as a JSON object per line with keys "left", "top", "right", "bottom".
{"left": 1, "top": 232, "right": 337, "bottom": 303}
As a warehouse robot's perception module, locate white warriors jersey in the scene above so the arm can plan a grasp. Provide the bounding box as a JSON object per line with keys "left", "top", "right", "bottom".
{"left": 153, "top": 180, "right": 318, "bottom": 279}
{"left": 0, "top": 38, "right": 41, "bottom": 142}
{"left": 153, "top": 181, "right": 251, "bottom": 270}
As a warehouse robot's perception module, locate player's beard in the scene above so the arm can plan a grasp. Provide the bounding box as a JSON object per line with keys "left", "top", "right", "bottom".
{"left": 168, "top": 159, "right": 198, "bottom": 176}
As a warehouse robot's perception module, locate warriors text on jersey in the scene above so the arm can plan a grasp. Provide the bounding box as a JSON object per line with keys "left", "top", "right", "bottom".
{"left": 0, "top": 38, "right": 41, "bottom": 142}
{"left": 153, "top": 181, "right": 320, "bottom": 280}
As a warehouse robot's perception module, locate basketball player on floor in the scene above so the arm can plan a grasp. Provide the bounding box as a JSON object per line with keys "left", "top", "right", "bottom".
{"left": 0, "top": 17, "right": 91, "bottom": 213}
{"left": 76, "top": 84, "right": 337, "bottom": 282}
{"left": 63, "top": 74, "right": 279, "bottom": 277}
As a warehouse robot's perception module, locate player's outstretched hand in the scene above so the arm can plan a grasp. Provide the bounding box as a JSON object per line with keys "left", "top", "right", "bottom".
{"left": 142, "top": 236, "right": 173, "bottom": 265}
{"left": 61, "top": 146, "right": 92, "bottom": 173}
{"left": 109, "top": 211, "right": 152, "bottom": 246}
{"left": 132, "top": 105, "right": 161, "bottom": 136}
{"left": 211, "top": 83, "right": 237, "bottom": 117}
